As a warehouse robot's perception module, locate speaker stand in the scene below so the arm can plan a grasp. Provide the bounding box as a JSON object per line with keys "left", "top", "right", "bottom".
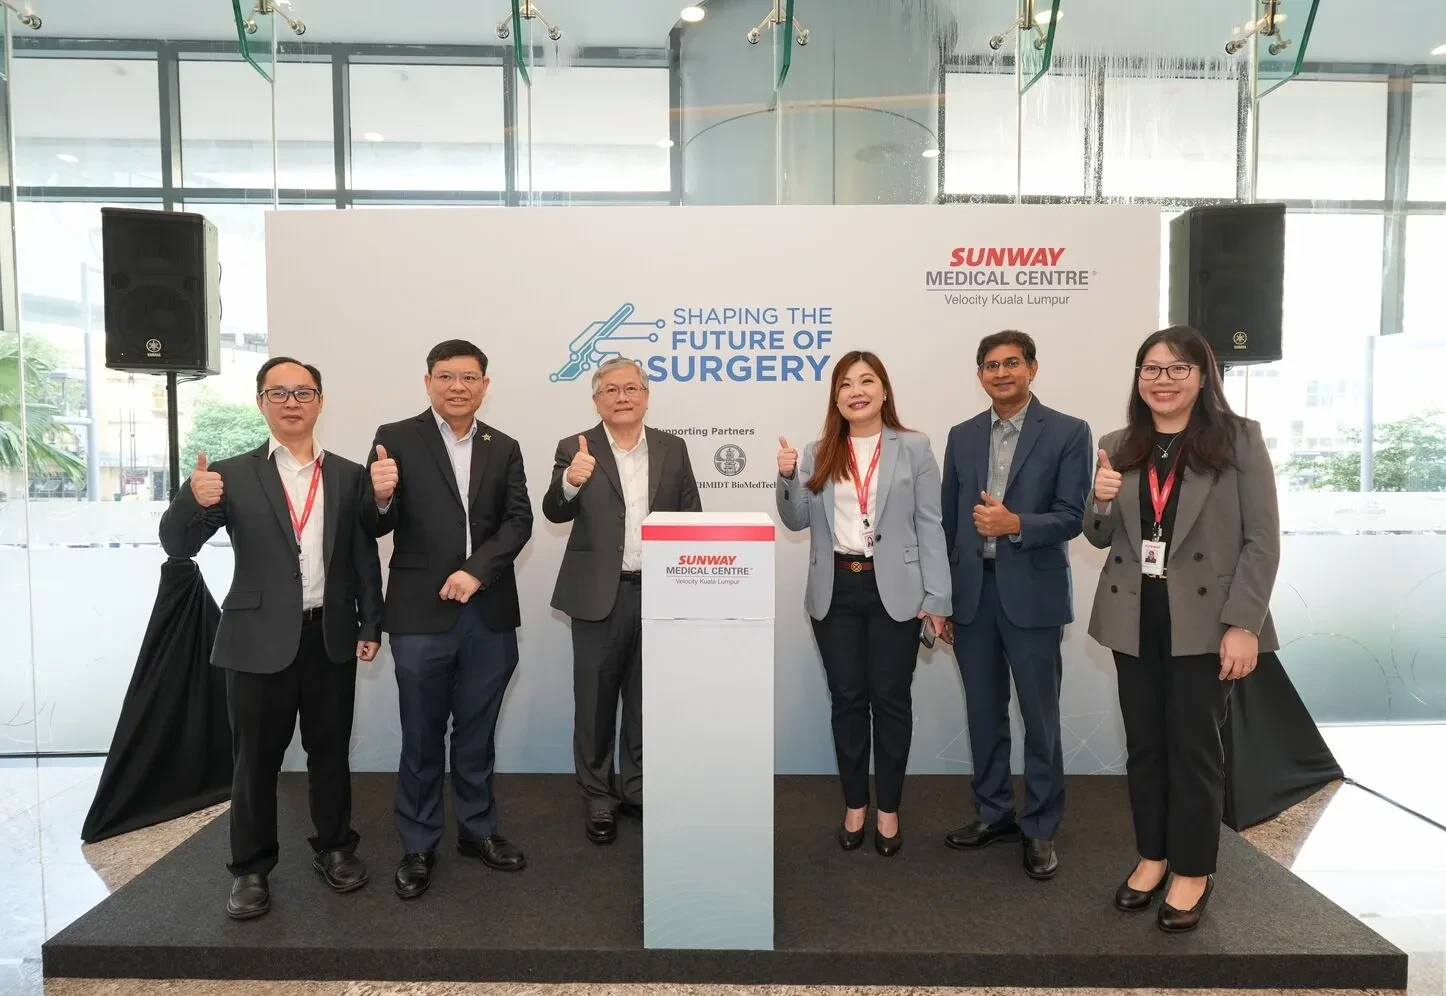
{"left": 165, "top": 371, "right": 181, "bottom": 501}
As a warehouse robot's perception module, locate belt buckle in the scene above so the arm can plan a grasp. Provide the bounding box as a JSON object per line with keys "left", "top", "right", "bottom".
{"left": 849, "top": 561, "right": 863, "bottom": 573}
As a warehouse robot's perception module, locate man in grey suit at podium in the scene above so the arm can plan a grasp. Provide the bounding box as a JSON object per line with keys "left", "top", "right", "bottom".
{"left": 541, "top": 357, "right": 703, "bottom": 846}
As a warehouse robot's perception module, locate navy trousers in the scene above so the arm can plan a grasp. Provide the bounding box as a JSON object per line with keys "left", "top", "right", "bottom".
{"left": 390, "top": 604, "right": 519, "bottom": 854}
{"left": 953, "top": 568, "right": 1066, "bottom": 839}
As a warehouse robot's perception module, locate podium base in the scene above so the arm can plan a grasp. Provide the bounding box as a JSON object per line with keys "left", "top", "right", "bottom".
{"left": 46, "top": 772, "right": 1402, "bottom": 989}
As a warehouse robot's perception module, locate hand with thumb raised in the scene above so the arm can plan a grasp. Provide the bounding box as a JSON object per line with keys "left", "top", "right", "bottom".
{"left": 979, "top": 490, "right": 1003, "bottom": 507}
{"left": 371, "top": 442, "right": 399, "bottom": 503}
{"left": 567, "top": 434, "right": 597, "bottom": 488}
{"left": 1094, "top": 448, "right": 1123, "bottom": 504}
{"left": 777, "top": 436, "right": 799, "bottom": 479}
{"left": 191, "top": 451, "right": 224, "bottom": 508}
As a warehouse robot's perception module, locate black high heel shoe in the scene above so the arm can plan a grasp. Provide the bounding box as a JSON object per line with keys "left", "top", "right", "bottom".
{"left": 1114, "top": 863, "right": 1169, "bottom": 912}
{"left": 1157, "top": 875, "right": 1214, "bottom": 933}
{"left": 874, "top": 822, "right": 902, "bottom": 858}
{"left": 837, "top": 823, "right": 865, "bottom": 850}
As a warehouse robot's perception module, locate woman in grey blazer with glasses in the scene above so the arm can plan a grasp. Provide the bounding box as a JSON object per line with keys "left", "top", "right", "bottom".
{"left": 776, "top": 350, "right": 951, "bottom": 858}
{"left": 1086, "top": 326, "right": 1280, "bottom": 935}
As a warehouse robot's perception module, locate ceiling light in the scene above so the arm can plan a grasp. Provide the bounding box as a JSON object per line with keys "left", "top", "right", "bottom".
{"left": 57, "top": 153, "right": 79, "bottom": 163}
{"left": 921, "top": 148, "right": 940, "bottom": 158}
{"left": 1432, "top": 43, "right": 1446, "bottom": 56}
{"left": 362, "top": 131, "right": 385, "bottom": 142}
{"left": 1034, "top": 9, "right": 1061, "bottom": 25}
{"left": 656, "top": 138, "right": 675, "bottom": 148}
{"left": 680, "top": 5, "right": 705, "bottom": 23}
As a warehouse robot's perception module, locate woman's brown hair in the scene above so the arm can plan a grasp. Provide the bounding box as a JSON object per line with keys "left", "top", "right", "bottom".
{"left": 806, "top": 351, "right": 909, "bottom": 494}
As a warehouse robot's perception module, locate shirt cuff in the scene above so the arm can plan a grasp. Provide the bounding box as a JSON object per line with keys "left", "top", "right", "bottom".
{"left": 376, "top": 499, "right": 392, "bottom": 514}
{"left": 1009, "top": 533, "right": 1022, "bottom": 544}
{"left": 561, "top": 480, "right": 581, "bottom": 501}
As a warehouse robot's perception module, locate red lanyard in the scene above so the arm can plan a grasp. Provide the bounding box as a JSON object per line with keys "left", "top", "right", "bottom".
{"left": 847, "top": 437, "right": 882, "bottom": 523}
{"left": 284, "top": 458, "right": 324, "bottom": 550}
{"left": 1147, "top": 462, "right": 1178, "bottom": 527}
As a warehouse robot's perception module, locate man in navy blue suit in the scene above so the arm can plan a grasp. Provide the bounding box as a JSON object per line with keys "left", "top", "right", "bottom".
{"left": 940, "top": 330, "right": 1091, "bottom": 880}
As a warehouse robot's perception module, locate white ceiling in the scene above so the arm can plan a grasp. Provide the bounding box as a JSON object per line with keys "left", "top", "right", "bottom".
{"left": 24, "top": 0, "right": 1446, "bottom": 65}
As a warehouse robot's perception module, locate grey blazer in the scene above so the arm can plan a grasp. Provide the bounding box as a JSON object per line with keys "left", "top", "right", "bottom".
{"left": 541, "top": 424, "right": 702, "bottom": 621}
{"left": 1084, "top": 418, "right": 1280, "bottom": 658}
{"left": 776, "top": 427, "right": 952, "bottom": 623}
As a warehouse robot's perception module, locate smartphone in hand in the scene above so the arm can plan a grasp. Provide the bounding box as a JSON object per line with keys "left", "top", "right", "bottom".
{"left": 919, "top": 616, "right": 936, "bottom": 648}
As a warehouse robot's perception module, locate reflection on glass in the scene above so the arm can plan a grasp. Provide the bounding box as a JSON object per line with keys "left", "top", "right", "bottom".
{"left": 1104, "top": 74, "right": 1238, "bottom": 199}
{"left": 10, "top": 58, "right": 162, "bottom": 188}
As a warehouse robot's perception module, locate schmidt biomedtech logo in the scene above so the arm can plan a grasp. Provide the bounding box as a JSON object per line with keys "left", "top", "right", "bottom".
{"left": 925, "top": 245, "right": 1094, "bottom": 290}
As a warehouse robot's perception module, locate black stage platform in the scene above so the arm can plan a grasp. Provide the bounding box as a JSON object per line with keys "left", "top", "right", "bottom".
{"left": 45, "top": 774, "right": 1405, "bottom": 989}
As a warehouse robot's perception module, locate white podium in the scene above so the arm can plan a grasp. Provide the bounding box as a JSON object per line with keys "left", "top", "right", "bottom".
{"left": 641, "top": 511, "right": 775, "bottom": 950}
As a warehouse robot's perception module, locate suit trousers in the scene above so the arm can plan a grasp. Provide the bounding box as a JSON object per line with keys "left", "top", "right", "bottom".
{"left": 811, "top": 565, "right": 919, "bottom": 813}
{"left": 1112, "top": 577, "right": 1234, "bottom": 876}
{"left": 225, "top": 616, "right": 359, "bottom": 877}
{"left": 391, "top": 605, "right": 519, "bottom": 853}
{"left": 571, "top": 576, "right": 643, "bottom": 813}
{"left": 953, "top": 567, "right": 1066, "bottom": 839}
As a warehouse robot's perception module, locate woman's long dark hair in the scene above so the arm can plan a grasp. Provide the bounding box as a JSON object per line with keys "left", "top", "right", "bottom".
{"left": 806, "top": 351, "right": 909, "bottom": 494}
{"left": 1113, "top": 326, "right": 1244, "bottom": 476}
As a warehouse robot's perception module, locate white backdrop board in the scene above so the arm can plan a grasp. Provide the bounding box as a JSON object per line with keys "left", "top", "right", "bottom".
{"left": 265, "top": 204, "right": 1160, "bottom": 776}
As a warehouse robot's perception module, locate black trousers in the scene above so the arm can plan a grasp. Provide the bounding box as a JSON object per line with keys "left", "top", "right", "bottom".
{"left": 571, "top": 576, "right": 643, "bottom": 813}
{"left": 1113, "top": 580, "right": 1234, "bottom": 877}
{"left": 811, "top": 564, "right": 920, "bottom": 813}
{"left": 225, "top": 616, "right": 359, "bottom": 877}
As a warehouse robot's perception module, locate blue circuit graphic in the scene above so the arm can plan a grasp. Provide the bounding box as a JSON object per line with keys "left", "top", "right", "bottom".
{"left": 550, "top": 303, "right": 666, "bottom": 382}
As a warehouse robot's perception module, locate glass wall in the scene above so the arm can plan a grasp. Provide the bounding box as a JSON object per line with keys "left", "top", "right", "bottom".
{"left": 1, "top": 0, "right": 1443, "bottom": 753}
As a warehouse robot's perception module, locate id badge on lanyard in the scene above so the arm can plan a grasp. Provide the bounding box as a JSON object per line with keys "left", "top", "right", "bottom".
{"left": 1142, "top": 462, "right": 1175, "bottom": 579}
{"left": 849, "top": 439, "right": 882, "bottom": 555}
{"left": 286, "top": 459, "right": 324, "bottom": 587}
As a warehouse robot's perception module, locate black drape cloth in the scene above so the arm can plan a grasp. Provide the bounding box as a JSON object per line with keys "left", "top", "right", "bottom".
{"left": 1222, "top": 650, "right": 1343, "bottom": 831}
{"left": 82, "top": 558, "right": 232, "bottom": 843}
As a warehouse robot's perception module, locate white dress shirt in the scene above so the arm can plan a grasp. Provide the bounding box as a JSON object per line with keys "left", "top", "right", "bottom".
{"left": 268, "top": 435, "right": 326, "bottom": 610}
{"left": 562, "top": 425, "right": 649, "bottom": 572}
{"left": 433, "top": 410, "right": 479, "bottom": 557}
{"left": 832, "top": 433, "right": 881, "bottom": 556}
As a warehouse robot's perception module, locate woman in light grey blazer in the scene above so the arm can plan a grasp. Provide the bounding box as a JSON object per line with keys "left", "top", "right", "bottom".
{"left": 1086, "top": 326, "right": 1280, "bottom": 934}
{"left": 776, "top": 350, "right": 951, "bottom": 857}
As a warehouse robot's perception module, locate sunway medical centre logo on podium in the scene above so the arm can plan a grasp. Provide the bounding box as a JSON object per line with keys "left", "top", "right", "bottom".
{"left": 550, "top": 303, "right": 665, "bottom": 382}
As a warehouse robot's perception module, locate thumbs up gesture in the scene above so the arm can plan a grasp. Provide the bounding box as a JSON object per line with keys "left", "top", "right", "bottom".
{"left": 371, "top": 444, "right": 399, "bottom": 503}
{"left": 1094, "top": 448, "right": 1123, "bottom": 504}
{"left": 566, "top": 435, "right": 596, "bottom": 488}
{"left": 191, "top": 452, "right": 224, "bottom": 508}
{"left": 777, "top": 436, "right": 798, "bottom": 479}
{"left": 972, "top": 489, "right": 1020, "bottom": 538}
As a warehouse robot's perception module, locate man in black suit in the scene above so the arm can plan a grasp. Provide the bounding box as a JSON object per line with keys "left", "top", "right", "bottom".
{"left": 367, "top": 339, "right": 533, "bottom": 899}
{"left": 541, "top": 357, "right": 702, "bottom": 845}
{"left": 159, "top": 357, "right": 383, "bottom": 920}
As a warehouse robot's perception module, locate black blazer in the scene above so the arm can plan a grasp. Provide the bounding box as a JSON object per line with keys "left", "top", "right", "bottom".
{"left": 158, "top": 444, "right": 383, "bottom": 674}
{"left": 541, "top": 424, "right": 702, "bottom": 621}
{"left": 367, "top": 410, "right": 533, "bottom": 634}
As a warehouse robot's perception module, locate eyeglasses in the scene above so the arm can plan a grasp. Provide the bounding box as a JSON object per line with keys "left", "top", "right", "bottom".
{"left": 432, "top": 372, "right": 485, "bottom": 387}
{"left": 258, "top": 387, "right": 320, "bottom": 403}
{"left": 1138, "top": 363, "right": 1197, "bottom": 381}
{"left": 980, "top": 357, "right": 1026, "bottom": 373}
{"left": 597, "top": 383, "right": 648, "bottom": 400}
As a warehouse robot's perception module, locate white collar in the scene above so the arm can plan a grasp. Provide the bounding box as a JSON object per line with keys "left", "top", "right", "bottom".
{"left": 603, "top": 423, "right": 647, "bottom": 454}
{"left": 268, "top": 435, "right": 323, "bottom": 465}
{"left": 433, "top": 409, "right": 478, "bottom": 443}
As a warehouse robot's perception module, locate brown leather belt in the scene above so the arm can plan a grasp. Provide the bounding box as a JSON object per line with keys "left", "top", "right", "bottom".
{"left": 835, "top": 558, "right": 874, "bottom": 573}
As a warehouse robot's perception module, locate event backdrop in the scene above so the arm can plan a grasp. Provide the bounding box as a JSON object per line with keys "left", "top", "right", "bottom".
{"left": 265, "top": 204, "right": 1160, "bottom": 776}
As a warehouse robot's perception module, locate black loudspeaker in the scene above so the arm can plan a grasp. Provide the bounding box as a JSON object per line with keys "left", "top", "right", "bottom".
{"left": 1168, "top": 202, "right": 1285, "bottom": 365}
{"left": 102, "top": 207, "right": 220, "bottom": 375}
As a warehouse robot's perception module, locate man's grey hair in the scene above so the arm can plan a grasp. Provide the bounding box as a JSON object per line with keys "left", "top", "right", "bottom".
{"left": 590, "top": 357, "right": 648, "bottom": 395}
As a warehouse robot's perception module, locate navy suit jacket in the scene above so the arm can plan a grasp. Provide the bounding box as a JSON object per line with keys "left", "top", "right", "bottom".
{"left": 942, "top": 398, "right": 1092, "bottom": 629}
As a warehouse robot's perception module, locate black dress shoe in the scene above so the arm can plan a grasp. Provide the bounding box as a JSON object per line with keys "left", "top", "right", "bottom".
{"left": 1158, "top": 876, "right": 1214, "bottom": 933}
{"left": 227, "top": 873, "right": 270, "bottom": 920}
{"left": 458, "top": 834, "right": 527, "bottom": 872}
{"left": 1115, "top": 864, "right": 1168, "bottom": 911}
{"left": 618, "top": 802, "right": 643, "bottom": 820}
{"left": 837, "top": 823, "right": 865, "bottom": 850}
{"left": 1023, "top": 837, "right": 1059, "bottom": 880}
{"left": 312, "top": 849, "right": 369, "bottom": 893}
{"left": 874, "top": 826, "right": 903, "bottom": 857}
{"left": 587, "top": 811, "right": 618, "bottom": 846}
{"left": 945, "top": 819, "right": 1023, "bottom": 850}
{"left": 393, "top": 851, "right": 435, "bottom": 900}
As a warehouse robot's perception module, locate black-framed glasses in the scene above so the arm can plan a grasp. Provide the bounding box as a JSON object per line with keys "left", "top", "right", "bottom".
{"left": 1137, "top": 363, "right": 1197, "bottom": 381}
{"left": 259, "top": 387, "right": 320, "bottom": 403}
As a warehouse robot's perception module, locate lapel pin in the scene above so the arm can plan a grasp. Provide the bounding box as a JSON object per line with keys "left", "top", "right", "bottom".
{"left": 482, "top": 433, "right": 492, "bottom": 442}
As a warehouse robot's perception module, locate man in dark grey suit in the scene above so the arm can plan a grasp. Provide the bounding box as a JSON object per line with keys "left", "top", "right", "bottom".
{"left": 159, "top": 357, "right": 382, "bottom": 921}
{"left": 541, "top": 357, "right": 702, "bottom": 845}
